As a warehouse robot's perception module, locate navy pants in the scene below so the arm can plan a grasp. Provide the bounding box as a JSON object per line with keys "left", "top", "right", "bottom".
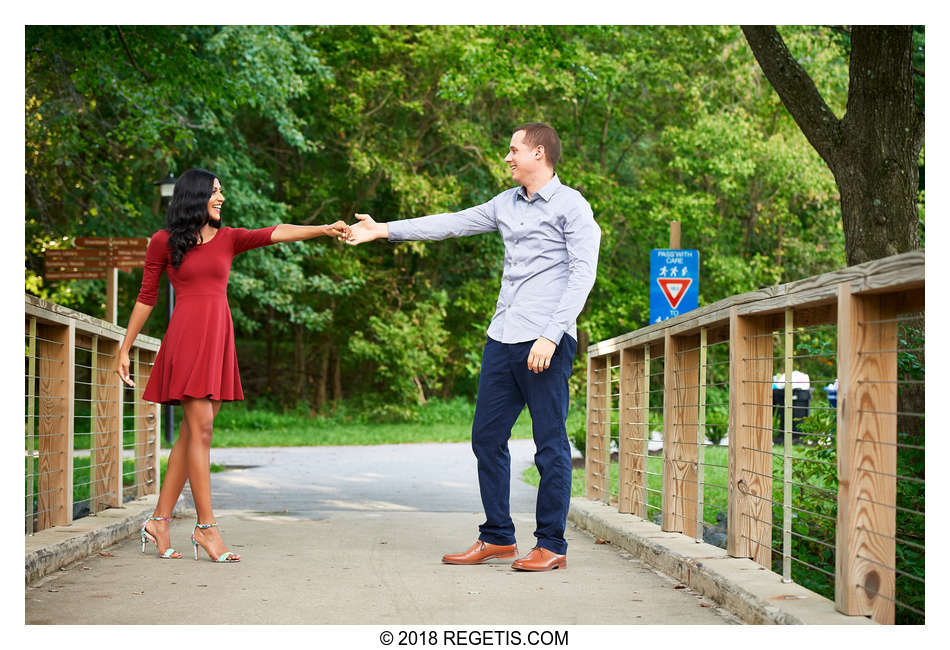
{"left": 472, "top": 335, "right": 577, "bottom": 555}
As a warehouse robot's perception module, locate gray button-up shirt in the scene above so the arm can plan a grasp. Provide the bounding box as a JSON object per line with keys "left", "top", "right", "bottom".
{"left": 387, "top": 174, "right": 601, "bottom": 345}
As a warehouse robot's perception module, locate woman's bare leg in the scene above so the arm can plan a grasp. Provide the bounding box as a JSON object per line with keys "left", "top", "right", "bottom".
{"left": 156, "top": 412, "right": 191, "bottom": 511}
{"left": 144, "top": 400, "right": 222, "bottom": 553}
{"left": 181, "top": 398, "right": 237, "bottom": 560}
{"left": 143, "top": 408, "right": 192, "bottom": 556}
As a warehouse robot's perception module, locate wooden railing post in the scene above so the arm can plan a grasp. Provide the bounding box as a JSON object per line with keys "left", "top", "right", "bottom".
{"left": 836, "top": 285, "right": 898, "bottom": 624}
{"left": 26, "top": 317, "right": 37, "bottom": 534}
{"left": 696, "top": 327, "right": 708, "bottom": 542}
{"left": 94, "top": 338, "right": 122, "bottom": 510}
{"left": 662, "top": 332, "right": 699, "bottom": 534}
{"left": 618, "top": 345, "right": 647, "bottom": 516}
{"left": 728, "top": 309, "right": 772, "bottom": 565}
{"left": 586, "top": 354, "right": 609, "bottom": 502}
{"left": 37, "top": 321, "right": 74, "bottom": 529}
{"left": 134, "top": 348, "right": 161, "bottom": 497}
{"left": 89, "top": 335, "right": 98, "bottom": 513}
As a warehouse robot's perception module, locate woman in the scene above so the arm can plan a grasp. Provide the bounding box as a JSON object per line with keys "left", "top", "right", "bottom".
{"left": 116, "top": 168, "right": 349, "bottom": 562}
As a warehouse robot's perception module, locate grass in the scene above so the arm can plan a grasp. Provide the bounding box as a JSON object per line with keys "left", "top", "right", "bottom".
{"left": 522, "top": 445, "right": 791, "bottom": 529}
{"left": 25, "top": 456, "right": 225, "bottom": 513}
{"left": 204, "top": 397, "right": 587, "bottom": 448}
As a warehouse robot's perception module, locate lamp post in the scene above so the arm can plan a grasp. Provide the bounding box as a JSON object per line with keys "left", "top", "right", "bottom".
{"left": 153, "top": 173, "right": 176, "bottom": 446}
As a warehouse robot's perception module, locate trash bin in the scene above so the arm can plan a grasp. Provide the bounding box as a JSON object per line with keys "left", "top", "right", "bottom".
{"left": 772, "top": 387, "right": 813, "bottom": 443}
{"left": 771, "top": 371, "right": 812, "bottom": 443}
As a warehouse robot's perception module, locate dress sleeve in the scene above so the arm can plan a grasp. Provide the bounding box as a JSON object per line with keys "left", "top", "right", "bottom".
{"left": 230, "top": 226, "right": 279, "bottom": 255}
{"left": 136, "top": 230, "right": 168, "bottom": 306}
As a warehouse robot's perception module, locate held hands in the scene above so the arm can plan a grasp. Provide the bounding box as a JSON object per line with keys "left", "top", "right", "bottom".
{"left": 527, "top": 337, "right": 557, "bottom": 374}
{"left": 342, "top": 213, "right": 387, "bottom": 245}
{"left": 324, "top": 221, "right": 351, "bottom": 239}
{"left": 116, "top": 351, "right": 135, "bottom": 388}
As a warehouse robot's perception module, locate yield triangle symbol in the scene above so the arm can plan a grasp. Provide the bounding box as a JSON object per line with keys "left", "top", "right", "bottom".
{"left": 657, "top": 277, "right": 692, "bottom": 310}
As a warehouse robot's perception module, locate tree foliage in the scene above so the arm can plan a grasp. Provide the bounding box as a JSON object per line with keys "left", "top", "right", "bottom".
{"left": 25, "top": 25, "right": 901, "bottom": 410}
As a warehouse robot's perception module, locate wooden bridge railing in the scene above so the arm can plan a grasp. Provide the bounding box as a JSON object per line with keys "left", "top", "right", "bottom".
{"left": 585, "top": 251, "right": 925, "bottom": 624}
{"left": 25, "top": 294, "right": 162, "bottom": 535}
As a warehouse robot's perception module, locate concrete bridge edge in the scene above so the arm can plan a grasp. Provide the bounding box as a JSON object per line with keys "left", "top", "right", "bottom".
{"left": 568, "top": 497, "right": 876, "bottom": 625}
{"left": 25, "top": 495, "right": 194, "bottom": 585}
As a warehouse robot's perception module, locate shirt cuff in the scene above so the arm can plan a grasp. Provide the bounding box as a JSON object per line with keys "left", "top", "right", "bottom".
{"left": 540, "top": 324, "right": 564, "bottom": 346}
{"left": 386, "top": 220, "right": 406, "bottom": 242}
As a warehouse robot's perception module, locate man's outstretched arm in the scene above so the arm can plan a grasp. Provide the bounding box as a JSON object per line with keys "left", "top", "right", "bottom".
{"left": 344, "top": 200, "right": 497, "bottom": 246}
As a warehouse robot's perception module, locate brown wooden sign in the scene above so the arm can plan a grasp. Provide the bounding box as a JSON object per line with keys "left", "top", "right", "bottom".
{"left": 48, "top": 258, "right": 113, "bottom": 270}
{"left": 45, "top": 270, "right": 108, "bottom": 280}
{"left": 74, "top": 236, "right": 148, "bottom": 248}
{"left": 45, "top": 236, "right": 150, "bottom": 282}
{"left": 47, "top": 256, "right": 144, "bottom": 269}
{"left": 46, "top": 250, "right": 111, "bottom": 261}
{"left": 113, "top": 247, "right": 148, "bottom": 257}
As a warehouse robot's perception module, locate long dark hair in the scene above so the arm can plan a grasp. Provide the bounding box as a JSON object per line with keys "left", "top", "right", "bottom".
{"left": 165, "top": 168, "right": 219, "bottom": 268}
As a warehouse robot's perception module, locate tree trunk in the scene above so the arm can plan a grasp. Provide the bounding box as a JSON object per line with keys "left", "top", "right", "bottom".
{"left": 741, "top": 26, "right": 923, "bottom": 266}
{"left": 294, "top": 323, "right": 306, "bottom": 401}
{"left": 576, "top": 328, "right": 590, "bottom": 375}
{"left": 265, "top": 306, "right": 275, "bottom": 390}
{"left": 331, "top": 347, "right": 342, "bottom": 405}
{"left": 313, "top": 340, "right": 329, "bottom": 412}
{"left": 834, "top": 26, "right": 922, "bottom": 265}
{"left": 833, "top": 154, "right": 920, "bottom": 266}
{"left": 413, "top": 375, "right": 427, "bottom": 405}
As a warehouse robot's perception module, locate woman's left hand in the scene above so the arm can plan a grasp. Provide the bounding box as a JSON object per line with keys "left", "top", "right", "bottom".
{"left": 324, "top": 221, "right": 351, "bottom": 239}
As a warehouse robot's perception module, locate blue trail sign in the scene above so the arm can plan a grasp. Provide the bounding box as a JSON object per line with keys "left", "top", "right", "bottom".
{"left": 650, "top": 249, "right": 700, "bottom": 324}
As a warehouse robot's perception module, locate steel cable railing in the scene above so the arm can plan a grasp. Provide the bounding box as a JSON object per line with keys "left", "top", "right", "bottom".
{"left": 25, "top": 296, "right": 162, "bottom": 534}
{"left": 583, "top": 252, "right": 924, "bottom": 624}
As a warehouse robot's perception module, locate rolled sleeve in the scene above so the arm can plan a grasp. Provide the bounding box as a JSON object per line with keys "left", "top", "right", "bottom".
{"left": 540, "top": 203, "right": 601, "bottom": 345}
{"left": 387, "top": 200, "right": 497, "bottom": 242}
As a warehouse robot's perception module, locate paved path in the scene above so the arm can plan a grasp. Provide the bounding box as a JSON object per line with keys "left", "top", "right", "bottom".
{"left": 25, "top": 441, "right": 739, "bottom": 625}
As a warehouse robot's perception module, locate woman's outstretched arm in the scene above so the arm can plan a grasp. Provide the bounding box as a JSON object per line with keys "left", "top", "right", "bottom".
{"left": 271, "top": 221, "right": 350, "bottom": 243}
{"left": 116, "top": 301, "right": 154, "bottom": 387}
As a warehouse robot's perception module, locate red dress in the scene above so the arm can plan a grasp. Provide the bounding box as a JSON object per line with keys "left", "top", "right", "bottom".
{"left": 137, "top": 225, "right": 278, "bottom": 405}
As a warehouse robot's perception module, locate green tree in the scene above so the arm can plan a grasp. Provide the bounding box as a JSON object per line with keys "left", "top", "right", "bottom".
{"left": 26, "top": 26, "right": 865, "bottom": 410}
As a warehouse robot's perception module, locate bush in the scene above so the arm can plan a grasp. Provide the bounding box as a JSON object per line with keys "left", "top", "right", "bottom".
{"left": 569, "top": 423, "right": 586, "bottom": 458}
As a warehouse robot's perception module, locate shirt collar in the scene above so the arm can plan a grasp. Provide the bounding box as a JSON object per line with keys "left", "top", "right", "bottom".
{"left": 518, "top": 173, "right": 561, "bottom": 202}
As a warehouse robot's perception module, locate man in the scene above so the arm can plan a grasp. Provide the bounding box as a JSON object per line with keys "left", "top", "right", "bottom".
{"left": 346, "top": 123, "right": 600, "bottom": 571}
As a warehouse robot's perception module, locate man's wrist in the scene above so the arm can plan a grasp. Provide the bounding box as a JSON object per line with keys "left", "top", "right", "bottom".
{"left": 540, "top": 326, "right": 563, "bottom": 346}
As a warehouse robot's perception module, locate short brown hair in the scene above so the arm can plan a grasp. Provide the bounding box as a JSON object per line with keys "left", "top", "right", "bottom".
{"left": 514, "top": 122, "right": 561, "bottom": 169}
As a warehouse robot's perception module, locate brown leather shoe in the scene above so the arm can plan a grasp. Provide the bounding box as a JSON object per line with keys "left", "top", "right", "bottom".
{"left": 442, "top": 540, "right": 518, "bottom": 565}
{"left": 511, "top": 546, "right": 567, "bottom": 571}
